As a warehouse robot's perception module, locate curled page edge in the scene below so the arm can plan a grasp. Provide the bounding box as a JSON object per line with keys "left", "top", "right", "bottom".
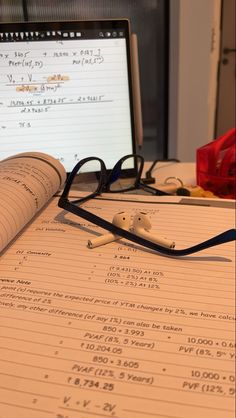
{"left": 2, "top": 151, "right": 67, "bottom": 189}
{"left": 0, "top": 152, "right": 67, "bottom": 253}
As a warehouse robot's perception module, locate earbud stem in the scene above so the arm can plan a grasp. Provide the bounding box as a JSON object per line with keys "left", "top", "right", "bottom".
{"left": 135, "top": 228, "right": 175, "bottom": 249}
{"left": 88, "top": 233, "right": 121, "bottom": 249}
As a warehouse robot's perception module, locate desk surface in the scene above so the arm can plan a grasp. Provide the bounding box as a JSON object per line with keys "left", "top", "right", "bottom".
{"left": 143, "top": 161, "right": 196, "bottom": 187}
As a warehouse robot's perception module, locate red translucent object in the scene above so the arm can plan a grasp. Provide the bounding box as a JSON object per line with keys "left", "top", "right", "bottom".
{"left": 196, "top": 128, "right": 236, "bottom": 199}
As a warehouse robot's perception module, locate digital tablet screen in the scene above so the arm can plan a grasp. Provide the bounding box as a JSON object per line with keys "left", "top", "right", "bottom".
{"left": 0, "top": 20, "right": 136, "bottom": 173}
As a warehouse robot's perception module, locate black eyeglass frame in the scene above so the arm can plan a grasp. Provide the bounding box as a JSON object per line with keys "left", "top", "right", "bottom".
{"left": 58, "top": 155, "right": 236, "bottom": 257}
{"left": 64, "top": 154, "right": 170, "bottom": 198}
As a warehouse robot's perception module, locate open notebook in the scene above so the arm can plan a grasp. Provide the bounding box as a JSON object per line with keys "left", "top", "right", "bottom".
{"left": 0, "top": 152, "right": 235, "bottom": 417}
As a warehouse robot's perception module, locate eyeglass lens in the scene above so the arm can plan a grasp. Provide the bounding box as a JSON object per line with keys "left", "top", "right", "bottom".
{"left": 108, "top": 155, "right": 141, "bottom": 192}
{"left": 70, "top": 155, "right": 142, "bottom": 198}
{"left": 70, "top": 159, "right": 102, "bottom": 201}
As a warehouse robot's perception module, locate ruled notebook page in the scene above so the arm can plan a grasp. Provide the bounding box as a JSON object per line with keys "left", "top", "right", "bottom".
{"left": 0, "top": 195, "right": 235, "bottom": 418}
{"left": 0, "top": 152, "right": 66, "bottom": 253}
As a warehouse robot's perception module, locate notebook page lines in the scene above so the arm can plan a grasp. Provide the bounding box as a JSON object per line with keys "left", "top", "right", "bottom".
{"left": 0, "top": 197, "right": 235, "bottom": 418}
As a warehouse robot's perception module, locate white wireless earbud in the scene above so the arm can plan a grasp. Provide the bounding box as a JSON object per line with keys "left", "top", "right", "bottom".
{"left": 132, "top": 212, "right": 175, "bottom": 249}
{"left": 88, "top": 212, "right": 131, "bottom": 249}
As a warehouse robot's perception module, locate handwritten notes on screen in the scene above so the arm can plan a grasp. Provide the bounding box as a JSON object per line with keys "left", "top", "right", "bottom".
{"left": 0, "top": 39, "right": 133, "bottom": 170}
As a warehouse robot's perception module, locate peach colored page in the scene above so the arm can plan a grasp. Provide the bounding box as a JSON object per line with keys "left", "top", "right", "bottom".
{"left": 0, "top": 152, "right": 66, "bottom": 253}
{"left": 0, "top": 195, "right": 235, "bottom": 418}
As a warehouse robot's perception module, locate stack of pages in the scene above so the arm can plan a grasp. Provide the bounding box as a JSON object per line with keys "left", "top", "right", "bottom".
{"left": 0, "top": 152, "right": 235, "bottom": 418}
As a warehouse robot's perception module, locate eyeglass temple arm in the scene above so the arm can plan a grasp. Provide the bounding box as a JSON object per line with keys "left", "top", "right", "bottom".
{"left": 58, "top": 198, "right": 236, "bottom": 257}
{"left": 143, "top": 159, "right": 180, "bottom": 184}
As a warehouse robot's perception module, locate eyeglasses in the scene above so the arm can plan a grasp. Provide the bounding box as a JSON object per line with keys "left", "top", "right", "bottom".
{"left": 58, "top": 154, "right": 236, "bottom": 257}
